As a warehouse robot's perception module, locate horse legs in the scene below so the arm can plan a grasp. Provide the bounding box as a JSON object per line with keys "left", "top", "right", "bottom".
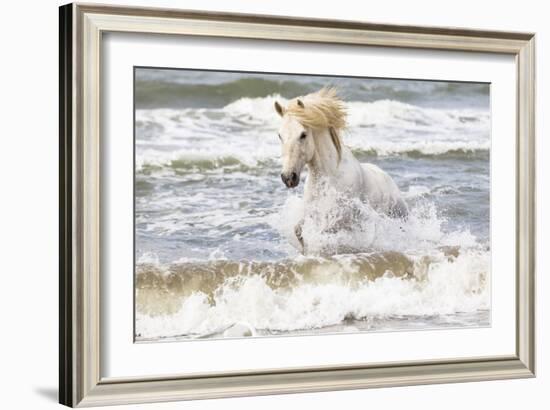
{"left": 388, "top": 197, "right": 409, "bottom": 219}
{"left": 294, "top": 220, "right": 305, "bottom": 253}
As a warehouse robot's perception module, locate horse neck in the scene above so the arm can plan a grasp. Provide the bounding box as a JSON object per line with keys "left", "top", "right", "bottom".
{"left": 308, "top": 127, "right": 340, "bottom": 179}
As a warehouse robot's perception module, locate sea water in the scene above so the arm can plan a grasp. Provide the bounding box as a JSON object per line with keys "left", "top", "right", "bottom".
{"left": 134, "top": 69, "right": 491, "bottom": 341}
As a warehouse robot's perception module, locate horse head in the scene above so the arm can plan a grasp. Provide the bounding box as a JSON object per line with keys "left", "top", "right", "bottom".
{"left": 274, "top": 88, "right": 346, "bottom": 189}
{"left": 274, "top": 99, "right": 315, "bottom": 188}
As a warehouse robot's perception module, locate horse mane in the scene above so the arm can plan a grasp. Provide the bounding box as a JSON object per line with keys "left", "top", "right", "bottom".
{"left": 285, "top": 87, "right": 347, "bottom": 162}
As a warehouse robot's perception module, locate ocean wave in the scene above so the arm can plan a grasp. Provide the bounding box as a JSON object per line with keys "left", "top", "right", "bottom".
{"left": 352, "top": 146, "right": 489, "bottom": 160}
{"left": 137, "top": 95, "right": 490, "bottom": 132}
{"left": 135, "top": 77, "right": 315, "bottom": 109}
{"left": 135, "top": 97, "right": 489, "bottom": 174}
{"left": 274, "top": 185, "right": 481, "bottom": 255}
{"left": 135, "top": 69, "right": 489, "bottom": 110}
{"left": 136, "top": 184, "right": 490, "bottom": 340}
{"left": 221, "top": 96, "right": 490, "bottom": 134}
{"left": 135, "top": 151, "right": 277, "bottom": 175}
{"left": 135, "top": 247, "right": 489, "bottom": 340}
{"left": 136, "top": 147, "right": 488, "bottom": 175}
{"left": 134, "top": 74, "right": 491, "bottom": 341}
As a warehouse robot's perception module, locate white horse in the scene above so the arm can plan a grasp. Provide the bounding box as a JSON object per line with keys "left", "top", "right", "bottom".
{"left": 274, "top": 87, "right": 408, "bottom": 252}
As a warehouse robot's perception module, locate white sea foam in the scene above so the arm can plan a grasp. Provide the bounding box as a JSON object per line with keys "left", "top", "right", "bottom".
{"left": 137, "top": 252, "right": 161, "bottom": 265}
{"left": 135, "top": 96, "right": 490, "bottom": 173}
{"left": 134, "top": 93, "right": 491, "bottom": 340}
{"left": 136, "top": 187, "right": 490, "bottom": 340}
{"left": 404, "top": 185, "right": 432, "bottom": 199}
{"left": 135, "top": 247, "right": 489, "bottom": 339}
{"left": 271, "top": 180, "right": 469, "bottom": 256}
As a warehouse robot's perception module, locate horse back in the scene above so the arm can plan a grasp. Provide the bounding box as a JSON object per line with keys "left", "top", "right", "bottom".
{"left": 360, "top": 162, "right": 408, "bottom": 218}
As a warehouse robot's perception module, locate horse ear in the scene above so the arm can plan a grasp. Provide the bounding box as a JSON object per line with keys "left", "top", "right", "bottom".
{"left": 296, "top": 99, "right": 305, "bottom": 108}
{"left": 274, "top": 101, "right": 285, "bottom": 117}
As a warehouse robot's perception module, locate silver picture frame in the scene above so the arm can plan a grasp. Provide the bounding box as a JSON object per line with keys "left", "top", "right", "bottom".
{"left": 59, "top": 3, "right": 536, "bottom": 407}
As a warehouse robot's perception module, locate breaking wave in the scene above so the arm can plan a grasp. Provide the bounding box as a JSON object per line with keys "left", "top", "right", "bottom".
{"left": 136, "top": 194, "right": 490, "bottom": 340}
{"left": 135, "top": 72, "right": 489, "bottom": 110}
{"left": 136, "top": 248, "right": 489, "bottom": 340}
{"left": 134, "top": 73, "right": 491, "bottom": 341}
{"left": 135, "top": 96, "right": 490, "bottom": 174}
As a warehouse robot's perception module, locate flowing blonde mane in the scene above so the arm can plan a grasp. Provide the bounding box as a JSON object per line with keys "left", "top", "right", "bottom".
{"left": 285, "top": 87, "right": 347, "bottom": 162}
{"left": 285, "top": 87, "right": 347, "bottom": 131}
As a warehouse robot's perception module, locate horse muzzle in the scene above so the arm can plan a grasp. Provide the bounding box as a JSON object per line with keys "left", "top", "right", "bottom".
{"left": 281, "top": 172, "right": 299, "bottom": 188}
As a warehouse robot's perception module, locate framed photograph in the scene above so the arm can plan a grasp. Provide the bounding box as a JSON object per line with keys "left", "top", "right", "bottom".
{"left": 59, "top": 3, "right": 535, "bottom": 407}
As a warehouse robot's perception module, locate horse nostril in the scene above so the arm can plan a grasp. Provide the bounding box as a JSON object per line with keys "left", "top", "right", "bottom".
{"left": 281, "top": 172, "right": 298, "bottom": 188}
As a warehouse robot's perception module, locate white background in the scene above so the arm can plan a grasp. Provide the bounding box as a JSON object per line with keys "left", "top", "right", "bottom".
{"left": 0, "top": 0, "right": 547, "bottom": 409}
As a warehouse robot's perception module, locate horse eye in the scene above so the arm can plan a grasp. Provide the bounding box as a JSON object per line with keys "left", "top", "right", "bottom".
{"left": 278, "top": 133, "right": 282, "bottom": 141}
{"left": 300, "top": 132, "right": 307, "bottom": 140}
